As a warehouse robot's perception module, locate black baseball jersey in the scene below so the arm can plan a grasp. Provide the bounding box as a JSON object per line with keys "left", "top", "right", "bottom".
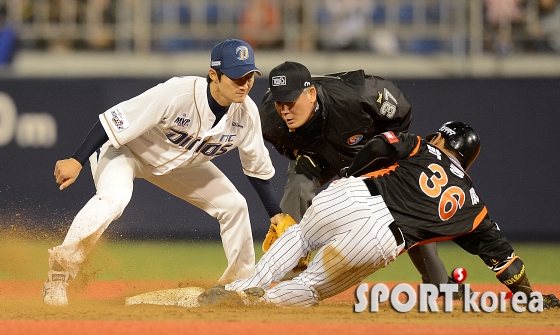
{"left": 260, "top": 70, "right": 412, "bottom": 178}
{"left": 362, "top": 131, "right": 513, "bottom": 263}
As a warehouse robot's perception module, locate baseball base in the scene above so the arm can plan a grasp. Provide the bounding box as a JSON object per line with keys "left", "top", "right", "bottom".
{"left": 125, "top": 287, "right": 205, "bottom": 308}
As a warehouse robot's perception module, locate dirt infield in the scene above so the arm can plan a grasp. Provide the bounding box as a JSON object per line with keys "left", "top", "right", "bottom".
{"left": 1, "top": 280, "right": 559, "bottom": 335}
{"left": 1, "top": 234, "right": 558, "bottom": 334}
{"left": 3, "top": 320, "right": 559, "bottom": 335}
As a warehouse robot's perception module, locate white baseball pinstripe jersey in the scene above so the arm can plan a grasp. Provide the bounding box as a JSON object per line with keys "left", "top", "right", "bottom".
{"left": 99, "top": 76, "right": 275, "bottom": 178}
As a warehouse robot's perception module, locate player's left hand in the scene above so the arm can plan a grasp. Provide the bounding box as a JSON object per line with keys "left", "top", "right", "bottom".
{"left": 54, "top": 158, "right": 83, "bottom": 190}
{"left": 295, "top": 154, "right": 323, "bottom": 180}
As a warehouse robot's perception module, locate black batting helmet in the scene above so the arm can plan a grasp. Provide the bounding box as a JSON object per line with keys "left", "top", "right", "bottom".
{"left": 426, "top": 121, "right": 481, "bottom": 170}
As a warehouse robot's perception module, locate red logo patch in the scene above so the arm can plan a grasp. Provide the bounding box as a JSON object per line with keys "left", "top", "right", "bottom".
{"left": 381, "top": 131, "right": 399, "bottom": 143}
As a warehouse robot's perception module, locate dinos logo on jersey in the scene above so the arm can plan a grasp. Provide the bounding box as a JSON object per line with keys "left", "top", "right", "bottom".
{"left": 109, "top": 108, "right": 129, "bottom": 132}
{"left": 173, "top": 115, "right": 191, "bottom": 128}
{"left": 165, "top": 129, "right": 235, "bottom": 157}
{"left": 347, "top": 134, "right": 363, "bottom": 145}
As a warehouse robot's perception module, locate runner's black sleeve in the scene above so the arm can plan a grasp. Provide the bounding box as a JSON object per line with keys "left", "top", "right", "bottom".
{"left": 341, "top": 137, "right": 398, "bottom": 177}
{"left": 452, "top": 216, "right": 515, "bottom": 264}
{"left": 247, "top": 176, "right": 282, "bottom": 217}
{"left": 71, "top": 120, "right": 109, "bottom": 167}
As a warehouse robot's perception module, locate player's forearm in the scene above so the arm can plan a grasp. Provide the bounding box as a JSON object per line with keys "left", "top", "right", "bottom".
{"left": 246, "top": 176, "right": 282, "bottom": 217}
{"left": 71, "top": 120, "right": 109, "bottom": 166}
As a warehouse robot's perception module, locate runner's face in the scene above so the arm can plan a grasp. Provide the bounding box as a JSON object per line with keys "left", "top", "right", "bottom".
{"left": 274, "top": 88, "right": 316, "bottom": 131}
{"left": 213, "top": 71, "right": 255, "bottom": 105}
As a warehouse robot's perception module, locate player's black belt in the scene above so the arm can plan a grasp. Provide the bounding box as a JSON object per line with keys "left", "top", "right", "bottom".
{"left": 363, "top": 178, "right": 405, "bottom": 246}
{"left": 363, "top": 178, "right": 381, "bottom": 196}
{"left": 389, "top": 222, "right": 405, "bottom": 246}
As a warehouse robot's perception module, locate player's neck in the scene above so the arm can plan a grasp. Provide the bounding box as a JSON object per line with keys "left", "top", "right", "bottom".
{"left": 209, "top": 82, "right": 232, "bottom": 107}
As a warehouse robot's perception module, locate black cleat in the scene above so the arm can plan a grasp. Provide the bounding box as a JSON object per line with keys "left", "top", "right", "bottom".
{"left": 447, "top": 276, "right": 469, "bottom": 301}
{"left": 543, "top": 294, "right": 560, "bottom": 309}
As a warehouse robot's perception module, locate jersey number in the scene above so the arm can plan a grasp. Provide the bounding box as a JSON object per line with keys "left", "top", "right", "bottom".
{"left": 418, "top": 163, "right": 465, "bottom": 221}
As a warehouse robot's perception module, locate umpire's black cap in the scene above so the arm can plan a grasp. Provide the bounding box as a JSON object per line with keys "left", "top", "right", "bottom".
{"left": 269, "top": 61, "right": 313, "bottom": 102}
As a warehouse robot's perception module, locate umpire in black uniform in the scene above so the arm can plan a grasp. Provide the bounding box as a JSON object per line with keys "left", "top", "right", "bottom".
{"left": 260, "top": 61, "right": 455, "bottom": 289}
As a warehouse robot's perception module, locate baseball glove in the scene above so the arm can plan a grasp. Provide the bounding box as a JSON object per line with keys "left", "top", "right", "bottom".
{"left": 262, "top": 214, "right": 298, "bottom": 252}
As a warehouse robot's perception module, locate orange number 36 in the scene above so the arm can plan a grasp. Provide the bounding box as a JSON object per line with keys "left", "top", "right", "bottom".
{"left": 419, "top": 163, "right": 465, "bottom": 221}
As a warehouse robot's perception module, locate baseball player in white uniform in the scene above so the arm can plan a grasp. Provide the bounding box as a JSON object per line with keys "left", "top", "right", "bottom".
{"left": 44, "top": 38, "right": 286, "bottom": 306}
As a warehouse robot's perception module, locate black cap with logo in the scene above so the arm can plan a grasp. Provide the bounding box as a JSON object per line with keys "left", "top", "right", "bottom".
{"left": 268, "top": 61, "right": 313, "bottom": 102}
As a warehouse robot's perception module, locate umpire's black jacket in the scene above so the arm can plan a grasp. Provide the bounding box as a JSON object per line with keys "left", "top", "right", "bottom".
{"left": 259, "top": 70, "right": 413, "bottom": 180}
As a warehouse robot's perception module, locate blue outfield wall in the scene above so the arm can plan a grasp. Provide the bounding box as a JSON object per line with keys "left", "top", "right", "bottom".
{"left": 0, "top": 76, "right": 559, "bottom": 242}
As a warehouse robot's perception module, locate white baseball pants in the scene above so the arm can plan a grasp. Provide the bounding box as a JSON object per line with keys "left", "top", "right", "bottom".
{"left": 226, "top": 176, "right": 405, "bottom": 306}
{"left": 49, "top": 142, "right": 255, "bottom": 283}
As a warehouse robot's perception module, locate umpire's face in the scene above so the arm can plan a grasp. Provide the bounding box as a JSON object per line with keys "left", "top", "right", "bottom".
{"left": 274, "top": 87, "right": 317, "bottom": 132}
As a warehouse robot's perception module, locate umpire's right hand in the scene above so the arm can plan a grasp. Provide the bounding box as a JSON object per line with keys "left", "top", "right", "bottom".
{"left": 295, "top": 154, "right": 324, "bottom": 180}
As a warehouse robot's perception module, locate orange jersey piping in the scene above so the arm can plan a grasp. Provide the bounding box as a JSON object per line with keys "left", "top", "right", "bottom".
{"left": 406, "top": 206, "right": 488, "bottom": 249}
{"left": 360, "top": 136, "right": 422, "bottom": 179}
